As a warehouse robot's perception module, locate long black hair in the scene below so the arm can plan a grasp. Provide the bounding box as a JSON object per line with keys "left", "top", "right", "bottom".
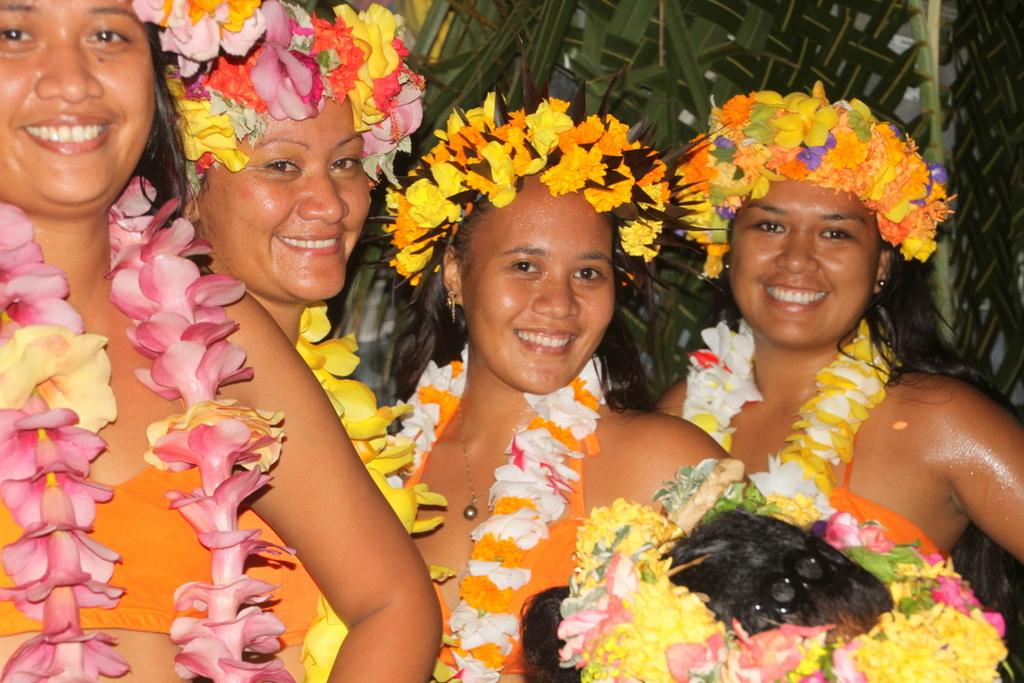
{"left": 132, "top": 25, "right": 188, "bottom": 214}
{"left": 394, "top": 197, "right": 651, "bottom": 411}
{"left": 521, "top": 511, "right": 894, "bottom": 682}
{"left": 712, "top": 239, "right": 1024, "bottom": 647}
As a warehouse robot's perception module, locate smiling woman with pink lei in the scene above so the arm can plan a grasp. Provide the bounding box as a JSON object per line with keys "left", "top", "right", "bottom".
{"left": 0, "top": 1, "right": 438, "bottom": 680}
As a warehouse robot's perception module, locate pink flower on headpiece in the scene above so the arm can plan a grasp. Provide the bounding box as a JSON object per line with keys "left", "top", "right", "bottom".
{"left": 248, "top": 0, "right": 324, "bottom": 121}
{"left": 251, "top": 45, "right": 325, "bottom": 121}
{"left": 362, "top": 80, "right": 423, "bottom": 157}
{"left": 134, "top": 0, "right": 267, "bottom": 77}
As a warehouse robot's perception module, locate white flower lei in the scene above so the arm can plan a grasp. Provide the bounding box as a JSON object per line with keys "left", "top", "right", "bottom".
{"left": 398, "top": 349, "right": 605, "bottom": 682}
{"left": 683, "top": 320, "right": 889, "bottom": 517}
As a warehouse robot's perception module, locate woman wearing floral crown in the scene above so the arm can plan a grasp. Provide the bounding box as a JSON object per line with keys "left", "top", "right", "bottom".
{"left": 0, "top": 1, "right": 438, "bottom": 681}
{"left": 660, "top": 83, "right": 1024, "bottom": 621}
{"left": 170, "top": 2, "right": 443, "bottom": 679}
{"left": 386, "top": 89, "right": 725, "bottom": 680}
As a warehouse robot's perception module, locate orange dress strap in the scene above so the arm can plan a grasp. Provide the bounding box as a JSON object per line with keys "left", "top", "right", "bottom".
{"left": 829, "top": 440, "right": 943, "bottom": 556}
{"left": 0, "top": 467, "right": 318, "bottom": 646}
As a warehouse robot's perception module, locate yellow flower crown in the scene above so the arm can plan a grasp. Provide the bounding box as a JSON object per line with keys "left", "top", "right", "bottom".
{"left": 385, "top": 90, "right": 696, "bottom": 285}
{"left": 679, "top": 82, "right": 952, "bottom": 277}
{"left": 556, "top": 465, "right": 1007, "bottom": 682}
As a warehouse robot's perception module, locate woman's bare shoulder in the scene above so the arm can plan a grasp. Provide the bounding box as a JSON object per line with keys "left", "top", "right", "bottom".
{"left": 885, "top": 372, "right": 1017, "bottom": 431}
{"left": 587, "top": 409, "right": 724, "bottom": 507}
{"left": 655, "top": 379, "right": 688, "bottom": 416}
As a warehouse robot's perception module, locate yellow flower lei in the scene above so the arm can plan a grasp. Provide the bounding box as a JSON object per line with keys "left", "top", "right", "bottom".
{"left": 684, "top": 320, "right": 888, "bottom": 496}
{"left": 679, "top": 82, "right": 952, "bottom": 277}
{"left": 398, "top": 353, "right": 604, "bottom": 680}
{"left": 296, "top": 303, "right": 446, "bottom": 682}
{"left": 385, "top": 91, "right": 695, "bottom": 285}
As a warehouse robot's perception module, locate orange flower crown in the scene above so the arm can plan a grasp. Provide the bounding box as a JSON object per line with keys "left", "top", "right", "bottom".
{"left": 678, "top": 82, "right": 952, "bottom": 277}
{"left": 384, "top": 89, "right": 699, "bottom": 286}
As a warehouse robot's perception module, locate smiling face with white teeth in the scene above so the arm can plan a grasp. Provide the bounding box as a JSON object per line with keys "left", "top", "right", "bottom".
{"left": 195, "top": 98, "right": 370, "bottom": 332}
{"left": 443, "top": 177, "right": 616, "bottom": 397}
{"left": 0, "top": 0, "right": 154, "bottom": 223}
{"left": 729, "top": 179, "right": 891, "bottom": 354}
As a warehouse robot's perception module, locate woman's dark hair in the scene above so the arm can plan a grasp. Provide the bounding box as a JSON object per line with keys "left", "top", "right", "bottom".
{"left": 521, "top": 510, "right": 893, "bottom": 682}
{"left": 712, "top": 233, "right": 1024, "bottom": 645}
{"left": 394, "top": 196, "right": 650, "bottom": 411}
{"left": 132, "top": 26, "right": 188, "bottom": 215}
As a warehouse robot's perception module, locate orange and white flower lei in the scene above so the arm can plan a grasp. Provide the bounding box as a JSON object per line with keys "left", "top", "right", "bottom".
{"left": 399, "top": 350, "right": 604, "bottom": 682}
{"left": 683, "top": 319, "right": 889, "bottom": 512}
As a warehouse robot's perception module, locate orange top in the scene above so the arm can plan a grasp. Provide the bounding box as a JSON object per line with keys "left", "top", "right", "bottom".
{"left": 408, "top": 419, "right": 593, "bottom": 677}
{"left": 0, "top": 466, "right": 319, "bottom": 647}
{"left": 829, "top": 458, "right": 944, "bottom": 557}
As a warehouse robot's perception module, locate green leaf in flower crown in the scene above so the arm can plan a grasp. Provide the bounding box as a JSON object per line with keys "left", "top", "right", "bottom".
{"left": 742, "top": 121, "right": 776, "bottom": 145}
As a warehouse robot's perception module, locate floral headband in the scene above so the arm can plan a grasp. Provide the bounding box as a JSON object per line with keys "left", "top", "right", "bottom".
{"left": 385, "top": 90, "right": 696, "bottom": 286}
{"left": 679, "top": 82, "right": 952, "bottom": 277}
{"left": 557, "top": 459, "right": 1007, "bottom": 682}
{"left": 134, "top": 1, "right": 267, "bottom": 77}
{"left": 168, "top": 1, "right": 424, "bottom": 183}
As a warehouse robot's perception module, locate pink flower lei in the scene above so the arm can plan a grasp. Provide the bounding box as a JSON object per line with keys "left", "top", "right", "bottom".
{"left": 0, "top": 205, "right": 126, "bottom": 679}
{"left": 0, "top": 179, "right": 296, "bottom": 681}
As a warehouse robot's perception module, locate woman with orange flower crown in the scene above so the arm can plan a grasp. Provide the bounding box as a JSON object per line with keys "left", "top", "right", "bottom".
{"left": 0, "top": 1, "right": 438, "bottom": 681}
{"left": 659, "top": 82, "right": 1024, "bottom": 632}
{"left": 384, "top": 87, "right": 726, "bottom": 681}
{"left": 168, "top": 1, "right": 445, "bottom": 679}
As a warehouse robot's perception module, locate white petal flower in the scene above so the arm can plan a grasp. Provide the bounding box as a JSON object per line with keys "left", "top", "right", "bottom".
{"left": 467, "top": 561, "right": 531, "bottom": 590}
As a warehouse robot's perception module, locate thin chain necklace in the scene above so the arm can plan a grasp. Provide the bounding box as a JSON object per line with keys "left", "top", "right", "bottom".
{"left": 454, "top": 403, "right": 534, "bottom": 520}
{"left": 454, "top": 408, "right": 479, "bottom": 520}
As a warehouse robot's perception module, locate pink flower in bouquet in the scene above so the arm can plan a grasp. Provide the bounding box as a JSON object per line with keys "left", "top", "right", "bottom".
{"left": 823, "top": 512, "right": 862, "bottom": 549}
{"left": 984, "top": 611, "right": 1006, "bottom": 638}
{"left": 666, "top": 632, "right": 725, "bottom": 681}
{"left": 831, "top": 641, "right": 867, "bottom": 683}
{"left": 824, "top": 513, "right": 893, "bottom": 553}
{"left": 723, "top": 621, "right": 830, "bottom": 683}
{"left": 933, "top": 574, "right": 980, "bottom": 612}
{"left": 557, "top": 608, "right": 607, "bottom": 662}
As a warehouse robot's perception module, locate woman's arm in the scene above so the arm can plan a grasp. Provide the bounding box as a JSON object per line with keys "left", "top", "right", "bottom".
{"left": 225, "top": 296, "right": 441, "bottom": 681}
{"left": 913, "top": 378, "right": 1024, "bottom": 562}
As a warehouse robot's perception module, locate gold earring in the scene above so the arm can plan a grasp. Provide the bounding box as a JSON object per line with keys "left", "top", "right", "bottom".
{"left": 447, "top": 291, "right": 457, "bottom": 321}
